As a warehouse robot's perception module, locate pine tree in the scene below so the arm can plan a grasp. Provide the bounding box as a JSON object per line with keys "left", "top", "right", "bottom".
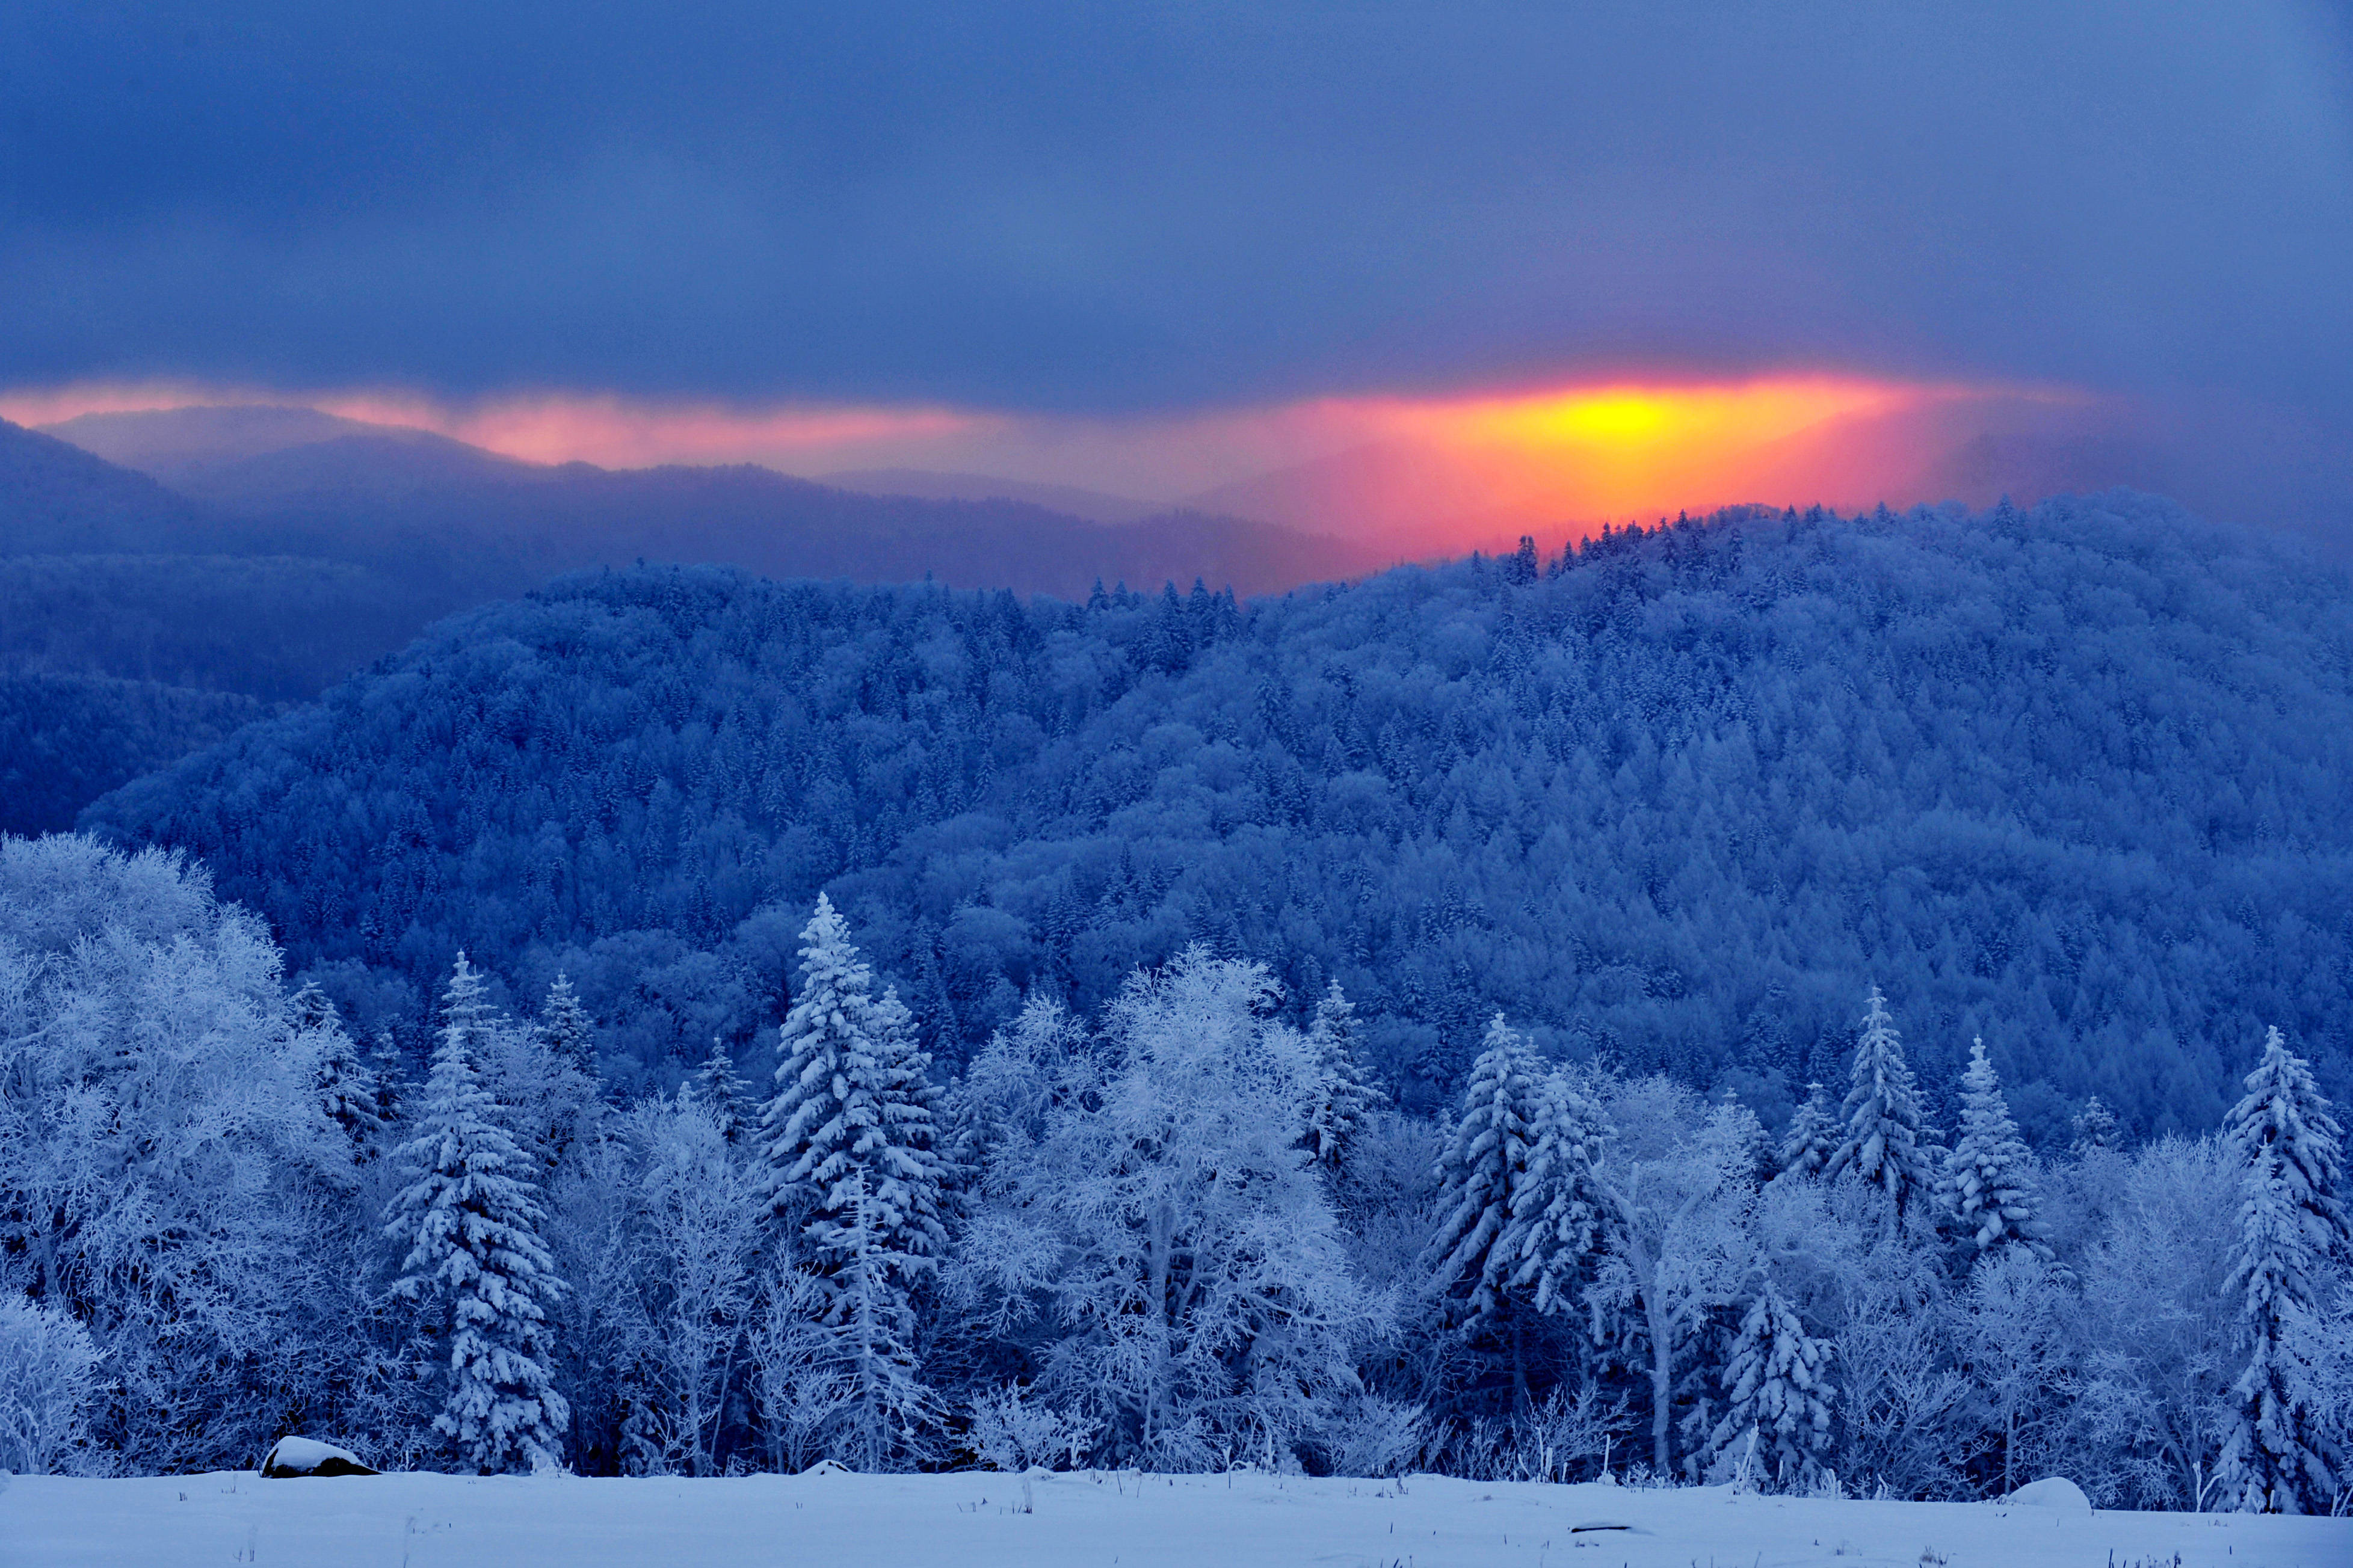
{"left": 1304, "top": 980, "right": 1386, "bottom": 1170}
{"left": 1705, "top": 1281, "right": 1834, "bottom": 1487}
{"left": 691, "top": 1036, "right": 753, "bottom": 1143}
{"left": 2215, "top": 1027, "right": 2348, "bottom": 1513}
{"left": 1828, "top": 988, "right": 1940, "bottom": 1216}
{"left": 293, "top": 980, "right": 382, "bottom": 1157}
{"left": 1946, "top": 1037, "right": 2049, "bottom": 1259}
{"left": 536, "top": 972, "right": 596, "bottom": 1074}
{"left": 756, "top": 897, "right": 949, "bottom": 1465}
{"left": 1505, "top": 1068, "right": 1607, "bottom": 1315}
{"left": 2070, "top": 1095, "right": 2123, "bottom": 1155}
{"left": 1777, "top": 1080, "right": 1837, "bottom": 1180}
{"left": 1426, "top": 1013, "right": 1540, "bottom": 1324}
{"left": 383, "top": 953, "right": 570, "bottom": 1473}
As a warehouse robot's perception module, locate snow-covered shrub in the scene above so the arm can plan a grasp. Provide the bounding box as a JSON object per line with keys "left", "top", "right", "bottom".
{"left": 0, "top": 1293, "right": 100, "bottom": 1474}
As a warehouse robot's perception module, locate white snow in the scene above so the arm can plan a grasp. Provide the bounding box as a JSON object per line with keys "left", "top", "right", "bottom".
{"left": 2003, "top": 1476, "right": 2091, "bottom": 1511}
{"left": 258, "top": 1436, "right": 369, "bottom": 1476}
{"left": 2, "top": 1469, "right": 2345, "bottom": 1567}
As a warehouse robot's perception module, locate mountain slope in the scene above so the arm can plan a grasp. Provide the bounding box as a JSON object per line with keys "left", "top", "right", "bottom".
{"left": 85, "top": 494, "right": 2353, "bottom": 1134}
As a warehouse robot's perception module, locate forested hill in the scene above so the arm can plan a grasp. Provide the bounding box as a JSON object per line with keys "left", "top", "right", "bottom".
{"left": 84, "top": 493, "right": 2353, "bottom": 1140}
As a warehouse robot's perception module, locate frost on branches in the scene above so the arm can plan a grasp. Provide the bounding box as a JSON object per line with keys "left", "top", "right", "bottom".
{"left": 1946, "top": 1038, "right": 2049, "bottom": 1261}
{"left": 1830, "top": 988, "right": 1940, "bottom": 1217}
{"left": 384, "top": 953, "right": 570, "bottom": 1474}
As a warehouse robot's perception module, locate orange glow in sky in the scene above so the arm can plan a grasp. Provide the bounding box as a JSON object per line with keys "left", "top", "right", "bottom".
{"left": 4, "top": 372, "right": 2058, "bottom": 549}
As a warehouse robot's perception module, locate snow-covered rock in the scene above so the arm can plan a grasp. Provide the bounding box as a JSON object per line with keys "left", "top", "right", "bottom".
{"left": 2004, "top": 1477, "right": 2091, "bottom": 1511}
{"left": 259, "top": 1436, "right": 377, "bottom": 1477}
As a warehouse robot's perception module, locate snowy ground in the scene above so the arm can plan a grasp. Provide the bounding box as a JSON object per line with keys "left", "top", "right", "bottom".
{"left": 2, "top": 1467, "right": 2345, "bottom": 1568}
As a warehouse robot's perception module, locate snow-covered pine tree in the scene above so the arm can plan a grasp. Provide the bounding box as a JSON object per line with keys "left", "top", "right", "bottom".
{"left": 1505, "top": 1068, "right": 1608, "bottom": 1314}
{"left": 755, "top": 897, "right": 949, "bottom": 1465}
{"left": 2215, "top": 1026, "right": 2349, "bottom": 1513}
{"left": 690, "top": 1036, "right": 753, "bottom": 1143}
{"left": 2070, "top": 1095, "right": 2123, "bottom": 1155}
{"left": 1946, "top": 1037, "right": 2049, "bottom": 1261}
{"left": 1719, "top": 1085, "right": 1774, "bottom": 1182}
{"left": 383, "top": 953, "right": 570, "bottom": 1473}
{"left": 293, "top": 980, "right": 382, "bottom": 1158}
{"left": 1426, "top": 1013, "right": 1540, "bottom": 1325}
{"left": 535, "top": 972, "right": 596, "bottom": 1074}
{"left": 1304, "top": 980, "right": 1386, "bottom": 1170}
{"left": 1704, "top": 1279, "right": 1833, "bottom": 1487}
{"left": 1828, "top": 988, "right": 1940, "bottom": 1216}
{"left": 1777, "top": 1080, "right": 1837, "bottom": 1180}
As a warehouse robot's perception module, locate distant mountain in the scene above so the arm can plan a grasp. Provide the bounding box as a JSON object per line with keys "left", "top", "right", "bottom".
{"left": 40, "top": 405, "right": 390, "bottom": 484}
{"left": 818, "top": 467, "right": 1171, "bottom": 526}
{"left": 0, "top": 417, "right": 214, "bottom": 555}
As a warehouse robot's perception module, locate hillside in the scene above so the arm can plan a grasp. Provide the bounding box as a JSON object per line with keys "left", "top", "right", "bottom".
{"left": 84, "top": 494, "right": 2353, "bottom": 1134}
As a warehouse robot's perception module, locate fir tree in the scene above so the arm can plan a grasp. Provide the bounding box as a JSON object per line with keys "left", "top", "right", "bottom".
{"left": 535, "top": 972, "right": 596, "bottom": 1074}
{"left": 1705, "top": 1280, "right": 1834, "bottom": 1487}
{"left": 1777, "top": 1080, "right": 1837, "bottom": 1180}
{"left": 383, "top": 953, "right": 570, "bottom": 1473}
{"left": 690, "top": 1036, "right": 753, "bottom": 1143}
{"left": 293, "top": 980, "right": 382, "bottom": 1158}
{"left": 1504, "top": 1068, "right": 1607, "bottom": 1315}
{"left": 1829, "top": 987, "right": 1940, "bottom": 1216}
{"left": 1946, "top": 1037, "right": 2049, "bottom": 1259}
{"left": 2215, "top": 1027, "right": 2348, "bottom": 1513}
{"left": 1426, "top": 1013, "right": 1540, "bottom": 1324}
{"left": 1304, "top": 980, "right": 1386, "bottom": 1170}
{"left": 2070, "top": 1095, "right": 2123, "bottom": 1155}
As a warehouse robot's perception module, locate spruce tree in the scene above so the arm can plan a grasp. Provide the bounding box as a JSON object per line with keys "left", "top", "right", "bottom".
{"left": 2070, "top": 1095, "right": 2123, "bottom": 1155}
{"left": 756, "top": 897, "right": 949, "bottom": 1463}
{"left": 1777, "top": 1080, "right": 1837, "bottom": 1180}
{"left": 1829, "top": 987, "right": 1940, "bottom": 1216}
{"left": 1426, "top": 1013, "right": 1539, "bottom": 1324}
{"left": 1705, "top": 1281, "right": 1834, "bottom": 1487}
{"left": 2215, "top": 1027, "right": 2348, "bottom": 1513}
{"left": 293, "top": 980, "right": 383, "bottom": 1157}
{"left": 1505, "top": 1068, "right": 1607, "bottom": 1314}
{"left": 691, "top": 1036, "right": 753, "bottom": 1143}
{"left": 1304, "top": 980, "right": 1386, "bottom": 1170}
{"left": 1946, "top": 1038, "right": 2049, "bottom": 1259}
{"left": 535, "top": 972, "right": 596, "bottom": 1074}
{"left": 384, "top": 954, "right": 570, "bottom": 1473}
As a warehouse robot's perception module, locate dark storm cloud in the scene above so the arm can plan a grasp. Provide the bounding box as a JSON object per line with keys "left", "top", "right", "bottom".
{"left": 4, "top": 2, "right": 2350, "bottom": 419}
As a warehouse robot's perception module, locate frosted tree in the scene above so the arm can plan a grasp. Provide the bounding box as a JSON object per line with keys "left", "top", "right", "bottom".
{"left": 754, "top": 896, "right": 949, "bottom": 1466}
{"left": 1304, "top": 980, "right": 1386, "bottom": 1170}
{"left": 690, "top": 1037, "right": 753, "bottom": 1143}
{"left": 2071, "top": 1096, "right": 2123, "bottom": 1155}
{"left": 295, "top": 979, "right": 383, "bottom": 1158}
{"left": 1504, "top": 1068, "right": 1608, "bottom": 1315}
{"left": 384, "top": 953, "right": 570, "bottom": 1474}
{"left": 1425, "top": 1014, "right": 1540, "bottom": 1329}
{"left": 1945, "top": 1038, "right": 2049, "bottom": 1260}
{"left": 536, "top": 972, "right": 597, "bottom": 1074}
{"left": 2215, "top": 1027, "right": 2348, "bottom": 1513}
{"left": 1829, "top": 988, "right": 1940, "bottom": 1217}
{"left": 1704, "top": 1280, "right": 1833, "bottom": 1487}
{"left": 1777, "top": 1081, "right": 1838, "bottom": 1181}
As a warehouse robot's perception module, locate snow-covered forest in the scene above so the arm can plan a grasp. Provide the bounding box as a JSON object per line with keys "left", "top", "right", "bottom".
{"left": 4, "top": 831, "right": 2347, "bottom": 1513}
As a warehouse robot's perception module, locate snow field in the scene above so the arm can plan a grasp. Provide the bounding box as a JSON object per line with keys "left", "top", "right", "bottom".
{"left": 2, "top": 1469, "right": 2345, "bottom": 1568}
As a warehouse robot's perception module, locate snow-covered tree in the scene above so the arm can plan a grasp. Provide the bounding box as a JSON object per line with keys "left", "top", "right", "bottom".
{"left": 754, "top": 896, "right": 949, "bottom": 1466}
{"left": 1962, "top": 1247, "right": 2077, "bottom": 1495}
{"left": 1504, "top": 1068, "right": 1607, "bottom": 1315}
{"left": 1777, "top": 1081, "right": 1838, "bottom": 1181}
{"left": 384, "top": 953, "right": 570, "bottom": 1474}
{"left": 1829, "top": 988, "right": 1940, "bottom": 1217}
{"left": 1588, "top": 1079, "right": 1759, "bottom": 1475}
{"left": 2214, "top": 1027, "right": 2348, "bottom": 1513}
{"left": 1426, "top": 1014, "right": 1540, "bottom": 1327}
{"left": 536, "top": 972, "right": 597, "bottom": 1074}
{"left": 295, "top": 980, "right": 383, "bottom": 1159}
{"left": 2072, "top": 1096, "right": 2123, "bottom": 1155}
{"left": 689, "top": 1037, "right": 753, "bottom": 1144}
{"left": 1704, "top": 1279, "right": 1833, "bottom": 1487}
{"left": 1946, "top": 1038, "right": 2049, "bottom": 1261}
{"left": 965, "top": 947, "right": 1379, "bottom": 1471}
{"left": 1304, "top": 980, "right": 1386, "bottom": 1171}
{"left": 0, "top": 1293, "right": 100, "bottom": 1475}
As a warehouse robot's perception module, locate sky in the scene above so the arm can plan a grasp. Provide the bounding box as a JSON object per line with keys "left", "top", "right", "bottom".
{"left": 5, "top": 2, "right": 2352, "bottom": 541}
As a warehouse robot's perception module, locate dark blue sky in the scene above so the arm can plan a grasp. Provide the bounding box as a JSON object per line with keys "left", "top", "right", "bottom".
{"left": 5, "top": 2, "right": 2351, "bottom": 428}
